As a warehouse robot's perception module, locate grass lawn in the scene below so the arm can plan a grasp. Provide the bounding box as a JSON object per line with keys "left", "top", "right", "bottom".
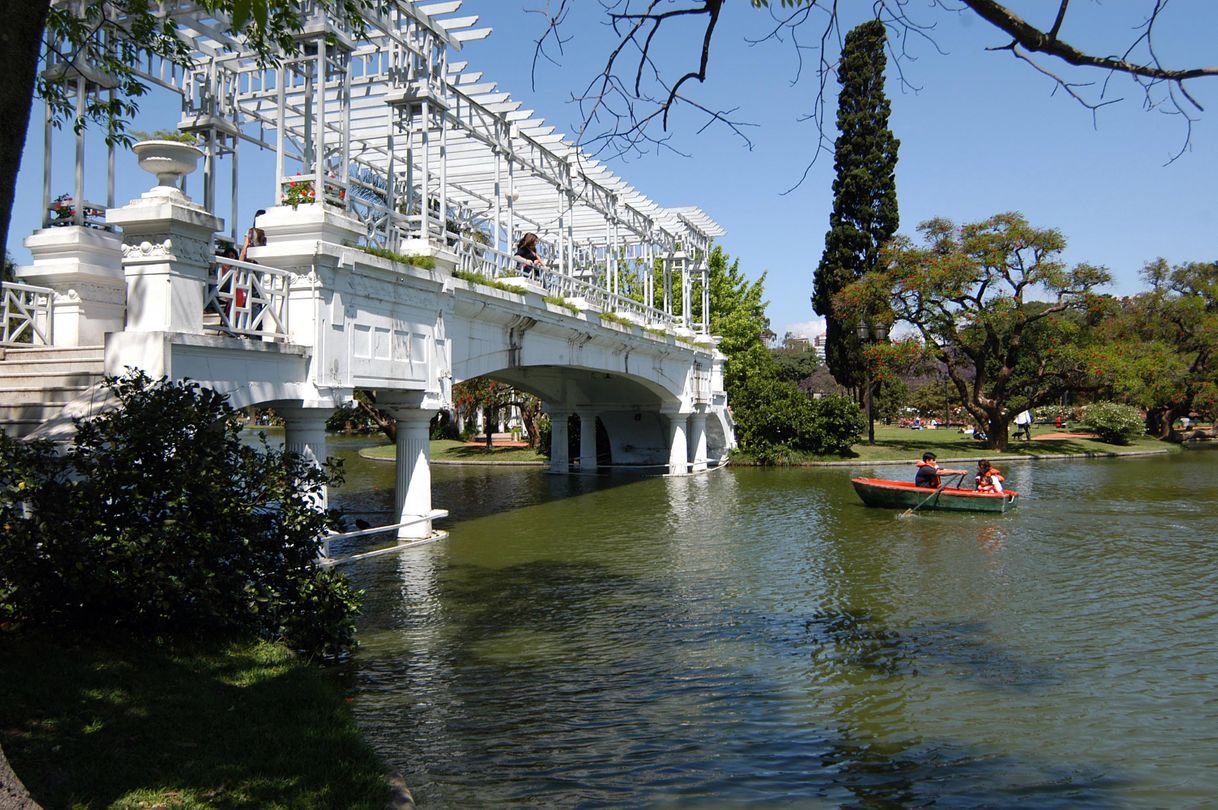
{"left": 0, "top": 630, "right": 391, "bottom": 810}
{"left": 361, "top": 439, "right": 547, "bottom": 463}
{"left": 734, "top": 424, "right": 1176, "bottom": 465}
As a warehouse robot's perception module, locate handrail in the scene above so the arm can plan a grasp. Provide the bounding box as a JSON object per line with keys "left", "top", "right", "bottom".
{"left": 1, "top": 281, "right": 54, "bottom": 346}
{"left": 204, "top": 256, "right": 292, "bottom": 341}
{"left": 447, "top": 233, "right": 679, "bottom": 331}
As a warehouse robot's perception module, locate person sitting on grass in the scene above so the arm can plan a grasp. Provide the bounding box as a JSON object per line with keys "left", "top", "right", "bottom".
{"left": 914, "top": 452, "right": 968, "bottom": 489}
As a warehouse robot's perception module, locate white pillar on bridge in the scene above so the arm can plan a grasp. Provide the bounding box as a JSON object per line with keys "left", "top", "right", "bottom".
{"left": 666, "top": 412, "right": 689, "bottom": 475}
{"left": 19, "top": 226, "right": 125, "bottom": 346}
{"left": 688, "top": 409, "right": 708, "bottom": 473}
{"left": 577, "top": 408, "right": 598, "bottom": 472}
{"left": 381, "top": 402, "right": 437, "bottom": 539}
{"left": 548, "top": 409, "right": 570, "bottom": 473}
{"left": 278, "top": 404, "right": 334, "bottom": 510}
{"left": 106, "top": 186, "right": 222, "bottom": 334}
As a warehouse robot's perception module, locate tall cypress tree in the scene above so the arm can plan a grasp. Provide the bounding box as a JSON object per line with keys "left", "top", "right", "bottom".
{"left": 811, "top": 19, "right": 899, "bottom": 389}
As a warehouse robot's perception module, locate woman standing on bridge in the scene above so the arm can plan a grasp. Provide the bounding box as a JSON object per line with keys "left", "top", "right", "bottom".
{"left": 515, "top": 232, "right": 547, "bottom": 281}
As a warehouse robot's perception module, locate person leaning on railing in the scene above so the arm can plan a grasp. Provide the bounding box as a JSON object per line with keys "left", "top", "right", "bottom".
{"left": 514, "top": 232, "right": 546, "bottom": 280}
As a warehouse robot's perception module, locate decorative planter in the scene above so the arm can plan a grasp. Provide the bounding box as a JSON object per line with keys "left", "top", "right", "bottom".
{"left": 132, "top": 140, "right": 204, "bottom": 188}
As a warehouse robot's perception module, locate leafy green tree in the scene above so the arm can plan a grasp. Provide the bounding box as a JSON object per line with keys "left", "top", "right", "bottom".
{"left": 452, "top": 377, "right": 543, "bottom": 449}
{"left": 812, "top": 19, "right": 900, "bottom": 391}
{"left": 0, "top": 0, "right": 381, "bottom": 258}
{"left": 840, "top": 213, "right": 1110, "bottom": 450}
{"left": 0, "top": 371, "right": 359, "bottom": 656}
{"left": 771, "top": 344, "right": 821, "bottom": 385}
{"left": 1105, "top": 260, "right": 1218, "bottom": 437}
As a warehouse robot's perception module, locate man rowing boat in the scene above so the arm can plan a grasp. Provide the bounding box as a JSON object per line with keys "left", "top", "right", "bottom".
{"left": 914, "top": 452, "right": 968, "bottom": 489}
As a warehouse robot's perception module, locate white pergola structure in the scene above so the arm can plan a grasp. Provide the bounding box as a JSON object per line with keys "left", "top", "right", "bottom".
{"left": 37, "top": 0, "right": 725, "bottom": 334}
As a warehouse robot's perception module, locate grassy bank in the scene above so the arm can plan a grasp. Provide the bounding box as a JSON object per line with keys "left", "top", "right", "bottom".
{"left": 0, "top": 630, "right": 392, "bottom": 809}
{"left": 732, "top": 424, "right": 1177, "bottom": 466}
{"left": 362, "top": 439, "right": 547, "bottom": 464}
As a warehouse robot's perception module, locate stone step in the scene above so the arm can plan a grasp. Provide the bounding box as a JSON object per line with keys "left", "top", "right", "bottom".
{"left": 0, "top": 358, "right": 106, "bottom": 377}
{"left": 0, "top": 370, "right": 103, "bottom": 390}
{"left": 0, "top": 345, "right": 104, "bottom": 362}
{"left": 0, "top": 384, "right": 93, "bottom": 405}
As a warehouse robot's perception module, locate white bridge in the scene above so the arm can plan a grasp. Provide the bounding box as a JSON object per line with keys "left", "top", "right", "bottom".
{"left": 1, "top": 0, "right": 735, "bottom": 541}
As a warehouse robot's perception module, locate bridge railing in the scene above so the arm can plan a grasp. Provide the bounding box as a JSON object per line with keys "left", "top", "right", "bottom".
{"left": 450, "top": 234, "right": 679, "bottom": 331}
{"left": 1, "top": 281, "right": 54, "bottom": 347}
{"left": 204, "top": 256, "right": 291, "bottom": 341}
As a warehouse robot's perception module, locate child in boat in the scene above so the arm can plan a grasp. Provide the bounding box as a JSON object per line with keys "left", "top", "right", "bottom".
{"left": 975, "top": 459, "right": 1004, "bottom": 493}
{"left": 914, "top": 452, "right": 968, "bottom": 489}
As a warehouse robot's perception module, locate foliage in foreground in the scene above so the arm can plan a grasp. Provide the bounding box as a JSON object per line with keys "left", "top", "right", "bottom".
{"left": 0, "top": 372, "right": 360, "bottom": 657}
{"left": 1082, "top": 401, "right": 1146, "bottom": 445}
{"left": 0, "top": 632, "right": 389, "bottom": 809}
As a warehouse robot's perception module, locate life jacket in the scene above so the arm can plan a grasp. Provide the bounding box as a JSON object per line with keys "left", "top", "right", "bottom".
{"left": 977, "top": 468, "right": 1004, "bottom": 492}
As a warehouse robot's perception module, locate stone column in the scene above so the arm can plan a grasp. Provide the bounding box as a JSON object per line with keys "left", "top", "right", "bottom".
{"left": 577, "top": 408, "right": 598, "bottom": 471}
{"left": 278, "top": 404, "right": 334, "bottom": 510}
{"left": 19, "top": 226, "right": 125, "bottom": 346}
{"left": 378, "top": 398, "right": 437, "bottom": 539}
{"left": 688, "top": 409, "right": 708, "bottom": 473}
{"left": 106, "top": 186, "right": 222, "bottom": 334}
{"left": 666, "top": 412, "right": 689, "bottom": 475}
{"left": 548, "top": 408, "right": 570, "bottom": 473}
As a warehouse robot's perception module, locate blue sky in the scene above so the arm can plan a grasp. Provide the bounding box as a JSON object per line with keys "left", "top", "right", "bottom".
{"left": 11, "top": 1, "right": 1218, "bottom": 341}
{"left": 462, "top": 1, "right": 1218, "bottom": 340}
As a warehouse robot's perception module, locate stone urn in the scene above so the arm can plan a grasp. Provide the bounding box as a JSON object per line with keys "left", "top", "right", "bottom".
{"left": 132, "top": 139, "right": 204, "bottom": 188}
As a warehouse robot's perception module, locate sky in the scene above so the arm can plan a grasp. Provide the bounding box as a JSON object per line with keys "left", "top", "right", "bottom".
{"left": 10, "top": 1, "right": 1218, "bottom": 342}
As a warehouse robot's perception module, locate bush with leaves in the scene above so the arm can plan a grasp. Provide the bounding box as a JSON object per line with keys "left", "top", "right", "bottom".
{"left": 0, "top": 372, "right": 360, "bottom": 656}
{"left": 1083, "top": 401, "right": 1146, "bottom": 445}
{"left": 807, "top": 394, "right": 867, "bottom": 455}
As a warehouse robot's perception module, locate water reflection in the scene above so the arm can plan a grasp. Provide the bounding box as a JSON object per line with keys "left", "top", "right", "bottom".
{"left": 324, "top": 442, "right": 1217, "bottom": 807}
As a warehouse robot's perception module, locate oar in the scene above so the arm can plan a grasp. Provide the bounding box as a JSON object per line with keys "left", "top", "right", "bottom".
{"left": 899, "top": 472, "right": 963, "bottom": 518}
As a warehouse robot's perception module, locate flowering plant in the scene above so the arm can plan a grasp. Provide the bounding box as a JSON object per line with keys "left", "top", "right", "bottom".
{"left": 283, "top": 178, "right": 317, "bottom": 208}
{"left": 49, "top": 193, "right": 104, "bottom": 224}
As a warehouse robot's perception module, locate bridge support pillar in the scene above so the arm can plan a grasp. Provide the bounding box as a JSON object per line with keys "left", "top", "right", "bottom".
{"left": 279, "top": 404, "right": 334, "bottom": 510}
{"left": 548, "top": 409, "right": 570, "bottom": 473}
{"left": 666, "top": 413, "right": 689, "bottom": 475}
{"left": 577, "top": 409, "right": 598, "bottom": 471}
{"left": 689, "top": 410, "right": 708, "bottom": 473}
{"left": 106, "top": 186, "right": 222, "bottom": 334}
{"left": 384, "top": 405, "right": 437, "bottom": 539}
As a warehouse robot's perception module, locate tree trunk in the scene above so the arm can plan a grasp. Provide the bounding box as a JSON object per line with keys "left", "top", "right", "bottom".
{"left": 356, "top": 399, "right": 396, "bottom": 443}
{"left": 0, "top": 0, "right": 50, "bottom": 259}
{"left": 483, "top": 406, "right": 494, "bottom": 447}
{"left": 985, "top": 415, "right": 1011, "bottom": 452}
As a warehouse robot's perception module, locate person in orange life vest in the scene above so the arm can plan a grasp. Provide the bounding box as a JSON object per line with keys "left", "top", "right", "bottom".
{"left": 975, "top": 459, "right": 1005, "bottom": 493}
{"left": 914, "top": 452, "right": 968, "bottom": 489}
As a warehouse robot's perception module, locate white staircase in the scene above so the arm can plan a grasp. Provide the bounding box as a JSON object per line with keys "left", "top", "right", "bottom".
{"left": 0, "top": 345, "right": 106, "bottom": 438}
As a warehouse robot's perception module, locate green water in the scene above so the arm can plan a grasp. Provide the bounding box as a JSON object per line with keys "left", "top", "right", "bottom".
{"left": 324, "top": 440, "right": 1218, "bottom": 807}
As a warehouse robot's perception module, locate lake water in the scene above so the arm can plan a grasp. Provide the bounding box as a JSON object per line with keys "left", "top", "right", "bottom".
{"left": 319, "top": 438, "right": 1218, "bottom": 807}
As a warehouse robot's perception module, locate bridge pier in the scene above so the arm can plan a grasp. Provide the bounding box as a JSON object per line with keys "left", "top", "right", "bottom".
{"left": 381, "top": 397, "right": 438, "bottom": 539}
{"left": 577, "top": 408, "right": 598, "bottom": 471}
{"left": 548, "top": 408, "right": 570, "bottom": 473}
{"left": 689, "top": 409, "right": 708, "bottom": 472}
{"left": 666, "top": 412, "right": 689, "bottom": 475}
{"left": 278, "top": 404, "right": 334, "bottom": 510}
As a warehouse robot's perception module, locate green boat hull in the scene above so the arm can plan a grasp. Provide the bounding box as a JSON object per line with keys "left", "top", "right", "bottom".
{"left": 851, "top": 477, "right": 1018, "bottom": 513}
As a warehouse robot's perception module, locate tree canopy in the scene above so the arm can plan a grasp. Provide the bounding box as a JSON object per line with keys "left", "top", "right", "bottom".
{"left": 812, "top": 19, "right": 899, "bottom": 392}
{"left": 839, "top": 212, "right": 1110, "bottom": 450}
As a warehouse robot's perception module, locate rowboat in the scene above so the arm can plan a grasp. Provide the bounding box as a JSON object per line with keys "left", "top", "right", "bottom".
{"left": 850, "top": 477, "right": 1019, "bottom": 513}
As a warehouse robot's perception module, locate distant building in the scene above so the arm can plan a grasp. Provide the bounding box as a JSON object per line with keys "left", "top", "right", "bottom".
{"left": 812, "top": 334, "right": 827, "bottom": 360}
{"left": 782, "top": 335, "right": 811, "bottom": 352}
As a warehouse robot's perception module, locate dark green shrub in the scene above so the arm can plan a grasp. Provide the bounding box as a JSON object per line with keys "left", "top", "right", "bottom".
{"left": 807, "top": 393, "right": 866, "bottom": 455}
{"left": 0, "top": 372, "right": 360, "bottom": 656}
{"left": 1083, "top": 401, "right": 1145, "bottom": 444}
